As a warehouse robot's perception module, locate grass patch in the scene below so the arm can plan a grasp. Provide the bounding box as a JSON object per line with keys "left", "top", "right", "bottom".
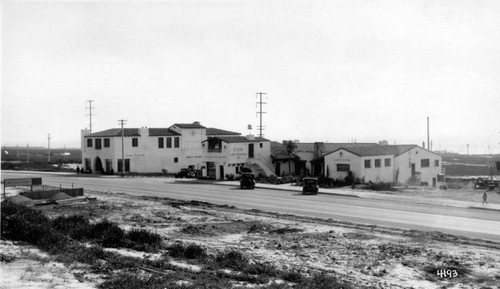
{"left": 166, "top": 242, "right": 207, "bottom": 260}
{"left": 270, "top": 227, "right": 303, "bottom": 234}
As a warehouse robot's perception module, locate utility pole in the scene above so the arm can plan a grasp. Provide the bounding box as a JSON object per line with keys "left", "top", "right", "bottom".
{"left": 86, "top": 100, "right": 95, "bottom": 133}
{"left": 27, "top": 143, "right": 30, "bottom": 162}
{"left": 118, "top": 119, "right": 127, "bottom": 177}
{"left": 47, "top": 133, "right": 51, "bottom": 163}
{"left": 256, "top": 92, "right": 267, "bottom": 138}
{"left": 427, "top": 117, "right": 430, "bottom": 150}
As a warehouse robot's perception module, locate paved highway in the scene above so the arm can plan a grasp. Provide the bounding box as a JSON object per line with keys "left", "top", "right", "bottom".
{"left": 2, "top": 171, "right": 500, "bottom": 241}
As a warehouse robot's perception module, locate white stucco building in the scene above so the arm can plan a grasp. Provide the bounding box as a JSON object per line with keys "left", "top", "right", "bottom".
{"left": 312, "top": 145, "right": 444, "bottom": 186}
{"left": 81, "top": 122, "right": 273, "bottom": 179}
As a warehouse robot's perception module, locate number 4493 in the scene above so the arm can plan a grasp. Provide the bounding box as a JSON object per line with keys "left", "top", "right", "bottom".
{"left": 436, "top": 269, "right": 458, "bottom": 278}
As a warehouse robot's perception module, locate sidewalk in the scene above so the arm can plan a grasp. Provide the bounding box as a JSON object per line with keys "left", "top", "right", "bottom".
{"left": 216, "top": 181, "right": 500, "bottom": 211}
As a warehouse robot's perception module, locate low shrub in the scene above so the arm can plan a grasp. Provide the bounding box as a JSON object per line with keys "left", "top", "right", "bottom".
{"left": 281, "top": 270, "right": 304, "bottom": 283}
{"left": 166, "top": 242, "right": 206, "bottom": 260}
{"left": 213, "top": 249, "right": 249, "bottom": 271}
{"left": 184, "top": 243, "right": 206, "bottom": 259}
{"left": 126, "top": 228, "right": 163, "bottom": 251}
{"left": 52, "top": 215, "right": 92, "bottom": 240}
{"left": 91, "top": 219, "right": 125, "bottom": 247}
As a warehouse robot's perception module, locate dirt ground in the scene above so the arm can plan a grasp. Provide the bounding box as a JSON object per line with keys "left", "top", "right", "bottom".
{"left": 1, "top": 188, "right": 500, "bottom": 289}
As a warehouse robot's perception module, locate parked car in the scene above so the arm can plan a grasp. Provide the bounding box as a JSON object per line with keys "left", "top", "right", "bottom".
{"left": 175, "top": 168, "right": 196, "bottom": 178}
{"left": 240, "top": 173, "right": 255, "bottom": 189}
{"left": 302, "top": 177, "right": 319, "bottom": 195}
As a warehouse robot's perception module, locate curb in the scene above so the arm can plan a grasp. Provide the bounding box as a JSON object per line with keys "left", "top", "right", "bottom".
{"left": 468, "top": 206, "right": 500, "bottom": 212}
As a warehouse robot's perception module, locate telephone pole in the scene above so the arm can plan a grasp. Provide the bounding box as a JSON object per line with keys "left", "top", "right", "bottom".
{"left": 86, "top": 100, "right": 95, "bottom": 133}
{"left": 256, "top": 92, "right": 267, "bottom": 138}
{"left": 47, "top": 133, "right": 51, "bottom": 163}
{"left": 118, "top": 119, "right": 127, "bottom": 177}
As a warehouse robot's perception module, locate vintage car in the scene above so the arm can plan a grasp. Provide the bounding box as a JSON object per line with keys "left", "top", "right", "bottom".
{"left": 302, "top": 177, "right": 319, "bottom": 195}
{"left": 175, "top": 168, "right": 196, "bottom": 178}
{"left": 240, "top": 173, "right": 255, "bottom": 189}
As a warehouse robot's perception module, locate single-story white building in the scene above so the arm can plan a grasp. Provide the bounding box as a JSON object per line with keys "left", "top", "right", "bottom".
{"left": 312, "top": 145, "right": 444, "bottom": 186}
{"left": 81, "top": 121, "right": 273, "bottom": 178}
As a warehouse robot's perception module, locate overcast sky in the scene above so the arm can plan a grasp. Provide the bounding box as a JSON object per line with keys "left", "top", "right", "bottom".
{"left": 2, "top": 0, "right": 500, "bottom": 154}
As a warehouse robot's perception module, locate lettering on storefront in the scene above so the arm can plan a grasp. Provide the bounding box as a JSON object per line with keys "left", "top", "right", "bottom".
{"left": 231, "top": 146, "right": 247, "bottom": 157}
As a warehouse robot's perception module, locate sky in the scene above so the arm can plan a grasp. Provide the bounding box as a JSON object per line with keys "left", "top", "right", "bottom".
{"left": 2, "top": 0, "right": 500, "bottom": 154}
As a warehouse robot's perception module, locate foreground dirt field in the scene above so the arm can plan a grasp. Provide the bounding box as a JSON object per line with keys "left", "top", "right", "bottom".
{"left": 2, "top": 189, "right": 500, "bottom": 289}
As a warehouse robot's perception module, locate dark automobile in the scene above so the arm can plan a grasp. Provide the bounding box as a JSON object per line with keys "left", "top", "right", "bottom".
{"left": 240, "top": 173, "right": 255, "bottom": 189}
{"left": 302, "top": 177, "right": 319, "bottom": 195}
{"left": 175, "top": 168, "right": 196, "bottom": 178}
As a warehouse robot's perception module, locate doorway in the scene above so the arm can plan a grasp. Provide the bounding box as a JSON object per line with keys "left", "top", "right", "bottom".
{"left": 94, "top": 157, "right": 104, "bottom": 173}
{"left": 219, "top": 165, "right": 224, "bottom": 180}
{"left": 248, "top": 143, "right": 254, "bottom": 158}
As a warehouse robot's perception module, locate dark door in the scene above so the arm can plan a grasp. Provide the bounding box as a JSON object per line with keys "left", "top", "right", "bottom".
{"left": 432, "top": 177, "right": 436, "bottom": 187}
{"left": 94, "top": 157, "right": 104, "bottom": 173}
{"left": 411, "top": 163, "right": 416, "bottom": 176}
{"left": 220, "top": 165, "right": 224, "bottom": 180}
{"left": 275, "top": 162, "right": 281, "bottom": 176}
{"left": 249, "top": 144, "right": 254, "bottom": 158}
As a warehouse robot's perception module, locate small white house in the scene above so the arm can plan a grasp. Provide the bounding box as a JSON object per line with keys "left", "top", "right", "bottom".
{"left": 315, "top": 145, "right": 443, "bottom": 186}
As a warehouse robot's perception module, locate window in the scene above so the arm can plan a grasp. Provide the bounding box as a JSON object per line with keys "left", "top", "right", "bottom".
{"left": 435, "top": 160, "right": 440, "bottom": 167}
{"left": 374, "top": 159, "right": 381, "bottom": 168}
{"left": 174, "top": 137, "right": 180, "bottom": 148}
{"left": 104, "top": 138, "right": 110, "bottom": 148}
{"left": 364, "top": 159, "right": 371, "bottom": 168}
{"left": 259, "top": 143, "right": 263, "bottom": 148}
{"left": 87, "top": 139, "right": 93, "bottom": 148}
{"left": 384, "top": 158, "right": 391, "bottom": 167}
{"left": 166, "top": 137, "right": 172, "bottom": 148}
{"left": 158, "top": 137, "right": 164, "bottom": 148}
{"left": 117, "top": 159, "right": 130, "bottom": 172}
{"left": 174, "top": 157, "right": 178, "bottom": 163}
{"left": 95, "top": 139, "right": 102, "bottom": 150}
{"left": 337, "top": 164, "right": 350, "bottom": 172}
{"left": 132, "top": 138, "right": 138, "bottom": 147}
{"left": 421, "top": 159, "right": 430, "bottom": 167}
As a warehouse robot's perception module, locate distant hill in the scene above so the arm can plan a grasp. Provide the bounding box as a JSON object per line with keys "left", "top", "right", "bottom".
{"left": 1, "top": 146, "right": 81, "bottom": 163}
{"left": 440, "top": 151, "right": 500, "bottom": 176}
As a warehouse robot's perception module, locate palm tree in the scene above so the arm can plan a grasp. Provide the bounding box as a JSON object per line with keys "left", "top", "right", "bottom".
{"left": 284, "top": 140, "right": 298, "bottom": 174}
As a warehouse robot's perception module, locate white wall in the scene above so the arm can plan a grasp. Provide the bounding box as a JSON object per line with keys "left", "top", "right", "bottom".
{"left": 324, "top": 149, "right": 362, "bottom": 180}
{"left": 395, "top": 147, "right": 442, "bottom": 186}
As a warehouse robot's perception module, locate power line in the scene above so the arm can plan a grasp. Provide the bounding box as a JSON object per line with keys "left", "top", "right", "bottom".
{"left": 256, "top": 92, "right": 267, "bottom": 138}
{"left": 86, "top": 100, "right": 95, "bottom": 133}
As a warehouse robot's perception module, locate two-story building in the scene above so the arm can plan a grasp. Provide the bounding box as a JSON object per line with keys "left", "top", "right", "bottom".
{"left": 81, "top": 121, "right": 273, "bottom": 178}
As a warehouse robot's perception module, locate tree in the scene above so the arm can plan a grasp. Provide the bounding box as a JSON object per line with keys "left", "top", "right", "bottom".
{"left": 284, "top": 140, "right": 298, "bottom": 174}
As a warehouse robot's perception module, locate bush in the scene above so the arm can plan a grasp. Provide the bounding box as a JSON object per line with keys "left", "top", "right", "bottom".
{"left": 184, "top": 243, "right": 206, "bottom": 259}
{"left": 91, "top": 220, "right": 125, "bottom": 247}
{"left": 52, "top": 215, "right": 92, "bottom": 240}
{"left": 166, "top": 242, "right": 206, "bottom": 260}
{"left": 213, "top": 249, "right": 248, "bottom": 271}
{"left": 126, "top": 228, "right": 163, "bottom": 251}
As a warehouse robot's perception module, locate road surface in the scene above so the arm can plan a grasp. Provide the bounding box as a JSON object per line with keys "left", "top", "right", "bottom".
{"left": 2, "top": 171, "right": 500, "bottom": 242}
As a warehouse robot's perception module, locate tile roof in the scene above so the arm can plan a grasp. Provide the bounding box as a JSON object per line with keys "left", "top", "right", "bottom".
{"left": 86, "top": 128, "right": 141, "bottom": 137}
{"left": 173, "top": 123, "right": 206, "bottom": 129}
{"left": 271, "top": 152, "right": 300, "bottom": 161}
{"left": 271, "top": 142, "right": 377, "bottom": 154}
{"left": 216, "top": 136, "right": 269, "bottom": 143}
{"left": 334, "top": 145, "right": 418, "bottom": 157}
{"left": 148, "top": 128, "right": 181, "bottom": 136}
{"left": 206, "top": 128, "right": 241, "bottom": 136}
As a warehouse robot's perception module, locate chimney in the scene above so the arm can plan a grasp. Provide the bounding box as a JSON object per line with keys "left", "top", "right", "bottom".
{"left": 139, "top": 127, "right": 149, "bottom": 137}
{"left": 314, "top": 142, "right": 325, "bottom": 158}
{"left": 193, "top": 121, "right": 201, "bottom": 125}
{"left": 378, "top": 140, "right": 388, "bottom": 146}
{"left": 246, "top": 135, "right": 255, "bottom": 140}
